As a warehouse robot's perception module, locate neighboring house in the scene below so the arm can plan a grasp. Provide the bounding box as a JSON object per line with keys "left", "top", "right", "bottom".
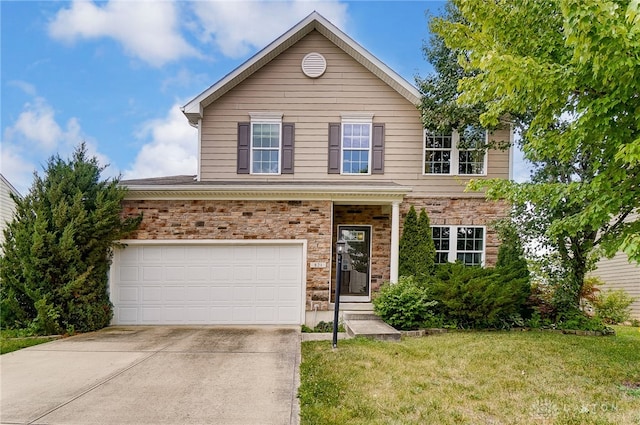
{"left": 591, "top": 213, "right": 640, "bottom": 320}
{"left": 0, "top": 174, "right": 21, "bottom": 252}
{"left": 111, "top": 12, "right": 512, "bottom": 326}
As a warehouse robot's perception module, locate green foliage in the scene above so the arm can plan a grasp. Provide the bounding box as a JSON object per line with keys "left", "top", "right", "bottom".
{"left": 0, "top": 144, "right": 141, "bottom": 333}
{"left": 398, "top": 206, "right": 436, "bottom": 280}
{"left": 428, "top": 262, "right": 531, "bottom": 329}
{"left": 430, "top": 0, "right": 640, "bottom": 288}
{"left": 373, "top": 276, "right": 439, "bottom": 330}
{"left": 556, "top": 311, "right": 608, "bottom": 332}
{"left": 418, "top": 2, "right": 485, "bottom": 132}
{"left": 593, "top": 290, "right": 636, "bottom": 325}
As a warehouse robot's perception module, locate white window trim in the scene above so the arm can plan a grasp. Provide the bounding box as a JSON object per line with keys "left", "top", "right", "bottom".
{"left": 341, "top": 120, "right": 373, "bottom": 176}
{"left": 423, "top": 129, "right": 488, "bottom": 176}
{"left": 432, "top": 225, "right": 486, "bottom": 267}
{"left": 249, "top": 115, "right": 282, "bottom": 175}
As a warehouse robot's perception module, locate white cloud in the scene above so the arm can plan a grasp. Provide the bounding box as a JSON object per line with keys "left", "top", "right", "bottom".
{"left": 8, "top": 80, "right": 38, "bottom": 96}
{"left": 0, "top": 145, "right": 37, "bottom": 197}
{"left": 124, "top": 104, "right": 197, "bottom": 179}
{"left": 192, "top": 0, "right": 349, "bottom": 58}
{"left": 48, "top": 0, "right": 200, "bottom": 67}
{"left": 1, "top": 95, "right": 114, "bottom": 195}
{"left": 5, "top": 97, "right": 65, "bottom": 151}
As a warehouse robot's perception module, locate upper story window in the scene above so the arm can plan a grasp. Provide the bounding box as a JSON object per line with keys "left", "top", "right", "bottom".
{"left": 342, "top": 122, "right": 372, "bottom": 174}
{"left": 432, "top": 225, "right": 485, "bottom": 266}
{"left": 424, "top": 125, "right": 487, "bottom": 176}
{"left": 250, "top": 113, "right": 282, "bottom": 175}
{"left": 251, "top": 122, "right": 281, "bottom": 174}
{"left": 237, "top": 113, "right": 294, "bottom": 175}
{"left": 328, "top": 114, "right": 384, "bottom": 175}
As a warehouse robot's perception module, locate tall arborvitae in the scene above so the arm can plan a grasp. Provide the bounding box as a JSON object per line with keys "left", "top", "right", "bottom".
{"left": 0, "top": 144, "right": 141, "bottom": 333}
{"left": 399, "top": 206, "right": 436, "bottom": 280}
{"left": 417, "top": 208, "right": 437, "bottom": 275}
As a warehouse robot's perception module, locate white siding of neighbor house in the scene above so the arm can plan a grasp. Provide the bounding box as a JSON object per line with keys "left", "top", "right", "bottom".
{"left": 199, "top": 30, "right": 511, "bottom": 197}
{"left": 1, "top": 175, "right": 20, "bottom": 250}
{"left": 592, "top": 213, "right": 640, "bottom": 320}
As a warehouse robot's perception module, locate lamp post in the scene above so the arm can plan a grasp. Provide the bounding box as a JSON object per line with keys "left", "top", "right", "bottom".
{"left": 333, "top": 237, "right": 346, "bottom": 349}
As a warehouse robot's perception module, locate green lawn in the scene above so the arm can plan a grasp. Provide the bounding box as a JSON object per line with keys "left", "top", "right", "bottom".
{"left": 0, "top": 330, "right": 60, "bottom": 354}
{"left": 299, "top": 326, "right": 640, "bottom": 425}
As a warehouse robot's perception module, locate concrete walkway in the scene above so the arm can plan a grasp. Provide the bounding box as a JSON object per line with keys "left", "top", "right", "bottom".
{"left": 0, "top": 326, "right": 300, "bottom": 425}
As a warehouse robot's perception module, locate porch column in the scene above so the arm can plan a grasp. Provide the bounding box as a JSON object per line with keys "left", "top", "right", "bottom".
{"left": 390, "top": 200, "right": 400, "bottom": 283}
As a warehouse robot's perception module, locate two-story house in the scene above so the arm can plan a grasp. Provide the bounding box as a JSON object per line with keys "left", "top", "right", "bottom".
{"left": 111, "top": 12, "right": 512, "bottom": 326}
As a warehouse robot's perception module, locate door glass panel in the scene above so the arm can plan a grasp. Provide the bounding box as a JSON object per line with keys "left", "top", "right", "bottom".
{"left": 337, "top": 226, "right": 371, "bottom": 299}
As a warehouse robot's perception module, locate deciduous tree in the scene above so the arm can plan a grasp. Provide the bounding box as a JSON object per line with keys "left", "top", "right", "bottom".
{"left": 430, "top": 0, "right": 640, "bottom": 311}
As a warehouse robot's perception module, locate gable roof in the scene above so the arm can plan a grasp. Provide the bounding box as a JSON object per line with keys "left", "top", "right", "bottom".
{"left": 181, "top": 11, "right": 422, "bottom": 126}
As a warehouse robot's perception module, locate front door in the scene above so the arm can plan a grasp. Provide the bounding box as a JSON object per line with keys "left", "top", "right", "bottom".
{"left": 337, "top": 225, "right": 371, "bottom": 302}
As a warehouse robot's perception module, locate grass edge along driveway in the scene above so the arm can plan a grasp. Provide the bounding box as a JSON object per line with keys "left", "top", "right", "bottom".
{"left": 299, "top": 326, "right": 640, "bottom": 425}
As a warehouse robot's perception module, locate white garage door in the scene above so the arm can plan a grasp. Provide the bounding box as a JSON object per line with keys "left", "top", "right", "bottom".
{"left": 110, "top": 243, "right": 304, "bottom": 325}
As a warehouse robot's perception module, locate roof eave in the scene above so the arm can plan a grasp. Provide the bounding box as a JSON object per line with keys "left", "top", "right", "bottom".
{"left": 122, "top": 183, "right": 412, "bottom": 204}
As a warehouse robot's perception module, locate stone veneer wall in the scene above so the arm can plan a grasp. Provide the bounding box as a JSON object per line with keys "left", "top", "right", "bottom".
{"left": 120, "top": 197, "right": 508, "bottom": 312}
{"left": 121, "top": 199, "right": 333, "bottom": 309}
{"left": 401, "top": 197, "right": 510, "bottom": 266}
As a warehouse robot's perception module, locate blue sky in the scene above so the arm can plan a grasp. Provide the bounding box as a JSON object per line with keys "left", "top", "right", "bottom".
{"left": 1, "top": 0, "right": 527, "bottom": 195}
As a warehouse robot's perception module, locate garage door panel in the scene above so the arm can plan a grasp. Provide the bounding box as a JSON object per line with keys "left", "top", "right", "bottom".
{"left": 142, "top": 307, "right": 163, "bottom": 322}
{"left": 211, "top": 286, "right": 233, "bottom": 303}
{"left": 233, "top": 286, "right": 254, "bottom": 301}
{"left": 117, "top": 307, "right": 138, "bottom": 323}
{"left": 211, "top": 307, "right": 233, "bottom": 322}
{"left": 142, "top": 286, "right": 162, "bottom": 302}
{"left": 164, "top": 267, "right": 186, "bottom": 281}
{"left": 211, "top": 266, "right": 232, "bottom": 281}
{"left": 143, "top": 267, "right": 162, "bottom": 281}
{"left": 141, "top": 247, "right": 163, "bottom": 262}
{"left": 233, "top": 266, "right": 255, "bottom": 281}
{"left": 278, "top": 306, "right": 300, "bottom": 322}
{"left": 112, "top": 244, "right": 303, "bottom": 325}
{"left": 186, "top": 286, "right": 209, "bottom": 301}
{"left": 256, "top": 287, "right": 276, "bottom": 302}
{"left": 118, "top": 287, "right": 139, "bottom": 302}
{"left": 119, "top": 266, "right": 139, "bottom": 282}
{"left": 164, "top": 286, "right": 185, "bottom": 302}
{"left": 278, "top": 287, "right": 300, "bottom": 302}
{"left": 187, "top": 266, "right": 210, "bottom": 281}
{"left": 162, "top": 247, "right": 186, "bottom": 261}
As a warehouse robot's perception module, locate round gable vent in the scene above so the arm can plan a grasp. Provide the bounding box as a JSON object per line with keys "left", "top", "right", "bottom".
{"left": 301, "top": 52, "right": 327, "bottom": 78}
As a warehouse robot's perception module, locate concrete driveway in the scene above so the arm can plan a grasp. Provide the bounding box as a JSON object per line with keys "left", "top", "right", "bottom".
{"left": 0, "top": 326, "right": 301, "bottom": 425}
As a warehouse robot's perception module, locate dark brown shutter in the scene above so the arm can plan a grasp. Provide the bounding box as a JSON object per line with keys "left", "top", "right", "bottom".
{"left": 328, "top": 123, "right": 341, "bottom": 174}
{"left": 281, "top": 123, "right": 295, "bottom": 174}
{"left": 237, "top": 122, "right": 250, "bottom": 174}
{"left": 372, "top": 123, "right": 385, "bottom": 174}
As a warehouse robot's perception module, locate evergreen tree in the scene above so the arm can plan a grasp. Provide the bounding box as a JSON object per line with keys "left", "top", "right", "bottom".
{"left": 417, "top": 208, "right": 436, "bottom": 275}
{"left": 0, "top": 144, "right": 141, "bottom": 333}
{"left": 399, "top": 206, "right": 436, "bottom": 280}
{"left": 399, "top": 206, "right": 419, "bottom": 277}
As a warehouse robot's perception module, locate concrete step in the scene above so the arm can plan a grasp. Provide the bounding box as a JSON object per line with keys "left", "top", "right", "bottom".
{"left": 343, "top": 313, "right": 401, "bottom": 341}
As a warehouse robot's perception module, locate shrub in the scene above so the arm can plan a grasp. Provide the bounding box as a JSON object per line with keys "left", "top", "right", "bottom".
{"left": 428, "top": 263, "right": 531, "bottom": 329}
{"left": 373, "top": 276, "right": 439, "bottom": 330}
{"left": 593, "top": 289, "right": 635, "bottom": 324}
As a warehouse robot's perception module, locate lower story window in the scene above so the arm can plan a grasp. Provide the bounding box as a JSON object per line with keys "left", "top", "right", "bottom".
{"left": 431, "top": 226, "right": 485, "bottom": 266}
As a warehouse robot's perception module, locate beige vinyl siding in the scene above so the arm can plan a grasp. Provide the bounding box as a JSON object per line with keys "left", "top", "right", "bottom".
{"left": 592, "top": 213, "right": 640, "bottom": 320}
{"left": 593, "top": 252, "right": 640, "bottom": 320}
{"left": 200, "top": 30, "right": 510, "bottom": 197}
